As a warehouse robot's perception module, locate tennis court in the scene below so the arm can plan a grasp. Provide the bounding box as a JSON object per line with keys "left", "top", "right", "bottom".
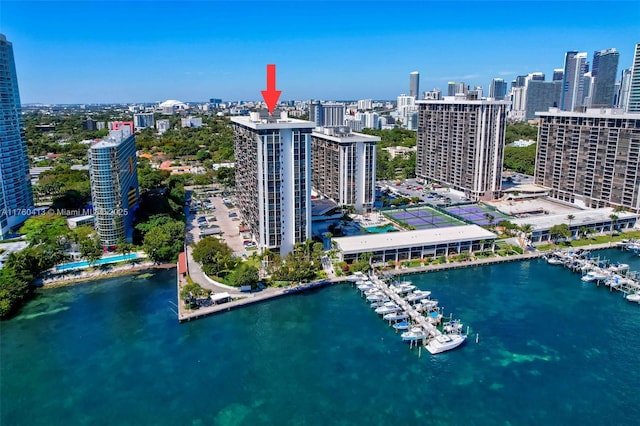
{"left": 443, "top": 204, "right": 512, "bottom": 226}
{"left": 383, "top": 207, "right": 466, "bottom": 230}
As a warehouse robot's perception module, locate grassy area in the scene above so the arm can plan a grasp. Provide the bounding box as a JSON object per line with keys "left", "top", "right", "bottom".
{"left": 535, "top": 229, "right": 640, "bottom": 251}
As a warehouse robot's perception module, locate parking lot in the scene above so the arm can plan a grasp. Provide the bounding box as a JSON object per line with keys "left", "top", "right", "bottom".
{"left": 185, "top": 188, "right": 248, "bottom": 256}
{"left": 377, "top": 178, "right": 469, "bottom": 206}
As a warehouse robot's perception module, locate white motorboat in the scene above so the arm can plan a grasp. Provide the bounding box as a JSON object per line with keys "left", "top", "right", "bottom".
{"left": 401, "top": 326, "right": 429, "bottom": 342}
{"left": 420, "top": 299, "right": 439, "bottom": 310}
{"left": 608, "top": 263, "right": 629, "bottom": 273}
{"left": 425, "top": 333, "right": 467, "bottom": 354}
{"left": 581, "top": 269, "right": 609, "bottom": 282}
{"left": 546, "top": 256, "right": 565, "bottom": 265}
{"left": 366, "top": 293, "right": 386, "bottom": 302}
{"left": 346, "top": 272, "right": 366, "bottom": 282}
{"left": 391, "top": 284, "right": 416, "bottom": 295}
{"left": 392, "top": 321, "right": 410, "bottom": 331}
{"left": 406, "top": 290, "right": 432, "bottom": 303}
{"left": 443, "top": 319, "right": 464, "bottom": 333}
{"left": 383, "top": 311, "right": 409, "bottom": 321}
{"left": 375, "top": 304, "right": 401, "bottom": 315}
{"left": 626, "top": 293, "right": 640, "bottom": 303}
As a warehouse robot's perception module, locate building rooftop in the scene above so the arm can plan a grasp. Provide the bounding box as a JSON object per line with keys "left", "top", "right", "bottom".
{"left": 536, "top": 107, "right": 640, "bottom": 119}
{"left": 417, "top": 96, "right": 511, "bottom": 105}
{"left": 311, "top": 128, "right": 380, "bottom": 143}
{"left": 333, "top": 225, "right": 496, "bottom": 254}
{"left": 231, "top": 114, "right": 315, "bottom": 130}
{"left": 510, "top": 208, "right": 639, "bottom": 231}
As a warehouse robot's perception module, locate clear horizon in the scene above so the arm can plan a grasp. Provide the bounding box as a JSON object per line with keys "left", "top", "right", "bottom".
{"left": 3, "top": 0, "right": 639, "bottom": 104}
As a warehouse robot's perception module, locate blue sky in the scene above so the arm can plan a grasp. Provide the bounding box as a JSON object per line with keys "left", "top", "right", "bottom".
{"left": 2, "top": 0, "right": 639, "bottom": 104}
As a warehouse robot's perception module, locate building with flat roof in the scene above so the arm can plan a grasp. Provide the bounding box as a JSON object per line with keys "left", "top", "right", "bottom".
{"left": 0, "top": 34, "right": 33, "bottom": 239}
{"left": 311, "top": 127, "right": 379, "bottom": 213}
{"left": 88, "top": 126, "right": 140, "bottom": 249}
{"left": 333, "top": 225, "right": 496, "bottom": 264}
{"left": 628, "top": 43, "right": 640, "bottom": 113}
{"left": 561, "top": 51, "right": 588, "bottom": 111}
{"left": 133, "top": 113, "right": 155, "bottom": 130}
{"left": 592, "top": 48, "right": 619, "bottom": 108}
{"left": 409, "top": 71, "right": 420, "bottom": 99}
{"left": 416, "top": 96, "right": 509, "bottom": 201}
{"left": 534, "top": 108, "right": 640, "bottom": 213}
{"left": 232, "top": 113, "right": 315, "bottom": 256}
{"left": 511, "top": 208, "right": 638, "bottom": 243}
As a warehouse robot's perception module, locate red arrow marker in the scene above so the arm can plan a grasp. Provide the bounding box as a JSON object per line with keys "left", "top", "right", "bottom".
{"left": 261, "top": 64, "right": 282, "bottom": 115}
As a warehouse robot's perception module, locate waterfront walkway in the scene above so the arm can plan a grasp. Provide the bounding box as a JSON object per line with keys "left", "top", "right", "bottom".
{"left": 177, "top": 242, "right": 619, "bottom": 322}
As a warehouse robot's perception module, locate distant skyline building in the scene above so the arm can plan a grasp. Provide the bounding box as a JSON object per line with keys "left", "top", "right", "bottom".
{"left": 524, "top": 80, "right": 562, "bottom": 121}
{"left": 309, "top": 101, "right": 345, "bottom": 127}
{"left": 231, "top": 113, "right": 315, "bottom": 256}
{"left": 133, "top": 112, "right": 155, "bottom": 130}
{"left": 0, "top": 34, "right": 34, "bottom": 239}
{"left": 535, "top": 108, "right": 640, "bottom": 213}
{"left": 489, "top": 78, "right": 507, "bottom": 100}
{"left": 409, "top": 71, "right": 420, "bottom": 99}
{"left": 591, "top": 48, "right": 619, "bottom": 107}
{"left": 156, "top": 119, "right": 170, "bottom": 135}
{"left": 311, "top": 127, "right": 379, "bottom": 213}
{"left": 552, "top": 69, "right": 564, "bottom": 82}
{"left": 628, "top": 43, "right": 640, "bottom": 113}
{"left": 416, "top": 96, "right": 508, "bottom": 201}
{"left": 88, "top": 124, "right": 140, "bottom": 248}
{"left": 560, "top": 51, "right": 588, "bottom": 111}
{"left": 357, "top": 99, "right": 373, "bottom": 110}
{"left": 618, "top": 68, "right": 633, "bottom": 110}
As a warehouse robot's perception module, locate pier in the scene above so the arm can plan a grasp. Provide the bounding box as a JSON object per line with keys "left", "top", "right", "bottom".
{"left": 545, "top": 244, "right": 640, "bottom": 303}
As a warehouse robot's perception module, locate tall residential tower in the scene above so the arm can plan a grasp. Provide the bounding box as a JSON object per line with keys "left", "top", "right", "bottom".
{"left": 628, "top": 43, "right": 640, "bottom": 113}
{"left": 0, "top": 34, "right": 33, "bottom": 239}
{"left": 535, "top": 108, "right": 640, "bottom": 213}
{"left": 591, "top": 48, "right": 619, "bottom": 107}
{"left": 416, "top": 96, "right": 508, "bottom": 201}
{"left": 232, "top": 113, "right": 315, "bottom": 256}
{"left": 88, "top": 123, "right": 140, "bottom": 249}
{"left": 311, "top": 127, "right": 379, "bottom": 213}
{"left": 561, "top": 51, "right": 588, "bottom": 111}
{"left": 409, "top": 71, "right": 420, "bottom": 99}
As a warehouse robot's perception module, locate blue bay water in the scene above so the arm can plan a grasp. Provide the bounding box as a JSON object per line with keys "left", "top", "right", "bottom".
{"left": 2, "top": 249, "right": 640, "bottom": 425}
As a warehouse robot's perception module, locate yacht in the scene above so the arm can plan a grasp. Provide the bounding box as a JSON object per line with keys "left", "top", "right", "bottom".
{"left": 383, "top": 311, "right": 409, "bottom": 321}
{"left": 443, "top": 319, "right": 464, "bottom": 333}
{"left": 406, "top": 290, "right": 432, "bottom": 303}
{"left": 366, "top": 293, "right": 386, "bottom": 302}
{"left": 347, "top": 272, "right": 366, "bottom": 282}
{"left": 425, "top": 333, "right": 467, "bottom": 354}
{"left": 626, "top": 293, "right": 640, "bottom": 304}
{"left": 375, "top": 304, "right": 401, "bottom": 315}
{"left": 401, "top": 326, "right": 429, "bottom": 342}
{"left": 392, "top": 321, "right": 410, "bottom": 331}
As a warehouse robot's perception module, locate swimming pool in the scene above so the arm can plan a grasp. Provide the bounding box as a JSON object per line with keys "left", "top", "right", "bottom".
{"left": 56, "top": 253, "right": 141, "bottom": 271}
{"left": 364, "top": 224, "right": 398, "bottom": 233}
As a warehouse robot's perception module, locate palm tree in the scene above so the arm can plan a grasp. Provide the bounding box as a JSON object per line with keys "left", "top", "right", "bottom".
{"left": 567, "top": 214, "right": 575, "bottom": 239}
{"left": 609, "top": 214, "right": 619, "bottom": 238}
{"left": 519, "top": 223, "right": 534, "bottom": 245}
{"left": 484, "top": 213, "right": 495, "bottom": 229}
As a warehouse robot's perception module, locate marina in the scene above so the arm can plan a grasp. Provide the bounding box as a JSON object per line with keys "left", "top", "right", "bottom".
{"left": 544, "top": 245, "right": 640, "bottom": 304}
{"left": 350, "top": 271, "right": 468, "bottom": 354}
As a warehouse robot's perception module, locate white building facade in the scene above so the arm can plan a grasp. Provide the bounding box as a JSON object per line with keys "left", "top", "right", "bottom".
{"left": 232, "top": 114, "right": 315, "bottom": 256}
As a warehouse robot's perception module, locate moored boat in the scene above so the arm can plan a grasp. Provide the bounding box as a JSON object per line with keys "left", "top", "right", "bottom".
{"left": 626, "top": 293, "right": 640, "bottom": 303}
{"left": 425, "top": 333, "right": 467, "bottom": 354}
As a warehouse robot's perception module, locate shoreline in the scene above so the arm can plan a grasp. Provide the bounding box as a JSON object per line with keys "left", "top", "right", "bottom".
{"left": 36, "top": 262, "right": 176, "bottom": 289}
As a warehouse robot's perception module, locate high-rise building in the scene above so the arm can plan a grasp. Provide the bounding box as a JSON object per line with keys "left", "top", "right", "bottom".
{"left": 133, "top": 113, "right": 155, "bottom": 130}
{"left": 489, "top": 78, "right": 507, "bottom": 100}
{"left": 447, "top": 82, "right": 457, "bottom": 96}
{"left": 416, "top": 96, "right": 508, "bottom": 201}
{"left": 322, "top": 103, "right": 345, "bottom": 127}
{"left": 357, "top": 99, "right": 373, "bottom": 110}
{"left": 156, "top": 119, "right": 171, "bottom": 135}
{"left": 628, "top": 43, "right": 640, "bottom": 113}
{"left": 591, "top": 48, "right": 619, "bottom": 107}
{"left": 0, "top": 34, "right": 33, "bottom": 239}
{"left": 552, "top": 69, "right": 564, "bottom": 82}
{"left": 311, "top": 127, "right": 379, "bottom": 213}
{"left": 618, "top": 68, "right": 633, "bottom": 110}
{"left": 409, "top": 71, "right": 420, "bottom": 99}
{"left": 524, "top": 80, "right": 562, "bottom": 121}
{"left": 535, "top": 108, "right": 640, "bottom": 212}
{"left": 308, "top": 101, "right": 344, "bottom": 127}
{"left": 232, "top": 113, "right": 315, "bottom": 256}
{"left": 561, "top": 51, "right": 588, "bottom": 111}
{"left": 582, "top": 72, "right": 595, "bottom": 108}
{"left": 88, "top": 124, "right": 140, "bottom": 248}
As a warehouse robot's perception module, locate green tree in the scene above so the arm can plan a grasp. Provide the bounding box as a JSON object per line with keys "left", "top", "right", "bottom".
{"left": 192, "top": 237, "right": 235, "bottom": 277}
{"left": 609, "top": 214, "right": 619, "bottom": 236}
{"left": 549, "top": 223, "right": 570, "bottom": 244}
{"left": 142, "top": 220, "right": 185, "bottom": 263}
{"left": 19, "top": 213, "right": 70, "bottom": 246}
{"left": 230, "top": 263, "right": 260, "bottom": 288}
{"left": 80, "top": 235, "right": 103, "bottom": 264}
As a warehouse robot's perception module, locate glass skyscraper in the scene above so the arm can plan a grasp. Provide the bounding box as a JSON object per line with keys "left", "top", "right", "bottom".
{"left": 88, "top": 124, "right": 140, "bottom": 248}
{"left": 628, "top": 43, "right": 640, "bottom": 113}
{"left": 561, "top": 51, "right": 588, "bottom": 111}
{"left": 591, "top": 48, "right": 619, "bottom": 107}
{"left": 0, "top": 34, "right": 33, "bottom": 239}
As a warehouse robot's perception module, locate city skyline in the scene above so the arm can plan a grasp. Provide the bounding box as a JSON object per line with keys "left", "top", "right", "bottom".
{"left": 2, "top": 0, "right": 639, "bottom": 104}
